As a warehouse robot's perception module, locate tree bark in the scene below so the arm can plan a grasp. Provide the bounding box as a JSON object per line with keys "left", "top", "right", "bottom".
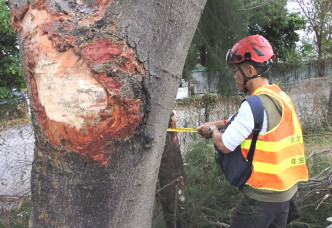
{"left": 328, "top": 82, "right": 332, "bottom": 126}
{"left": 158, "top": 111, "right": 185, "bottom": 227}
{"left": 7, "top": 0, "right": 206, "bottom": 227}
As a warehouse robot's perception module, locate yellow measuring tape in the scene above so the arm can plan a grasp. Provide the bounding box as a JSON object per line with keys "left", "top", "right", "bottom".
{"left": 167, "top": 127, "right": 198, "bottom": 133}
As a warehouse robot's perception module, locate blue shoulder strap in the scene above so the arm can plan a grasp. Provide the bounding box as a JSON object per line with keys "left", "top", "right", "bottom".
{"left": 242, "top": 95, "right": 264, "bottom": 162}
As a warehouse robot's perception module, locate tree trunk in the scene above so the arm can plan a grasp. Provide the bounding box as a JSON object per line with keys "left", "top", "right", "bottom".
{"left": 200, "top": 46, "right": 207, "bottom": 67}
{"left": 328, "top": 82, "right": 332, "bottom": 126}
{"left": 157, "top": 111, "right": 185, "bottom": 227}
{"left": 7, "top": 0, "right": 206, "bottom": 227}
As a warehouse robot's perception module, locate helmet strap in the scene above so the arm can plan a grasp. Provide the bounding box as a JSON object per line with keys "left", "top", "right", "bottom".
{"left": 237, "top": 64, "right": 271, "bottom": 94}
{"left": 237, "top": 65, "right": 251, "bottom": 94}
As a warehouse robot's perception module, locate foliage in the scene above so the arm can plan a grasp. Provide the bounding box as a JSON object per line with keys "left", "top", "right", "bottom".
{"left": 182, "top": 44, "right": 199, "bottom": 82}
{"left": 0, "top": 197, "right": 30, "bottom": 228}
{"left": 292, "top": 134, "right": 332, "bottom": 228}
{"left": 194, "top": 0, "right": 247, "bottom": 71}
{"left": 247, "top": 0, "right": 306, "bottom": 62}
{"left": 0, "top": 86, "right": 13, "bottom": 100}
{"left": 0, "top": 99, "right": 28, "bottom": 121}
{"left": 154, "top": 132, "right": 331, "bottom": 227}
{"left": 0, "top": 0, "right": 25, "bottom": 99}
{"left": 184, "top": 0, "right": 308, "bottom": 70}
{"left": 299, "top": 43, "right": 315, "bottom": 59}
{"left": 178, "top": 135, "right": 244, "bottom": 227}
{"left": 182, "top": 0, "right": 308, "bottom": 96}
{"left": 295, "top": 0, "right": 332, "bottom": 60}
{"left": 182, "top": 0, "right": 248, "bottom": 82}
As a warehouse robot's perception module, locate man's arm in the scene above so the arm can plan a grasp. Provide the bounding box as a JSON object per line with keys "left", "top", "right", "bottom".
{"left": 211, "top": 128, "right": 232, "bottom": 153}
{"left": 196, "top": 120, "right": 231, "bottom": 153}
{"left": 196, "top": 119, "right": 227, "bottom": 138}
{"left": 197, "top": 101, "right": 265, "bottom": 154}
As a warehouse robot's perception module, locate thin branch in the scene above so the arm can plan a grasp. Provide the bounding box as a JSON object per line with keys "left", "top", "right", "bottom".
{"left": 294, "top": 0, "right": 318, "bottom": 28}
{"left": 298, "top": 194, "right": 330, "bottom": 210}
{"left": 303, "top": 133, "right": 332, "bottom": 137}
{"left": 155, "top": 176, "right": 182, "bottom": 195}
{"left": 200, "top": 206, "right": 220, "bottom": 215}
{"left": 306, "top": 149, "right": 332, "bottom": 160}
{"left": 315, "top": 194, "right": 330, "bottom": 211}
{"left": 201, "top": 211, "right": 230, "bottom": 228}
{"left": 238, "top": 1, "right": 275, "bottom": 11}
{"left": 310, "top": 166, "right": 332, "bottom": 181}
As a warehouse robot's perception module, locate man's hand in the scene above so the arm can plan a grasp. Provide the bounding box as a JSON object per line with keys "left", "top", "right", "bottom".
{"left": 197, "top": 121, "right": 232, "bottom": 154}
{"left": 196, "top": 123, "right": 217, "bottom": 138}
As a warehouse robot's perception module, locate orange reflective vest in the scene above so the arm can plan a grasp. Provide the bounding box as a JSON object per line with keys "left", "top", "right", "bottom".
{"left": 241, "top": 85, "right": 309, "bottom": 191}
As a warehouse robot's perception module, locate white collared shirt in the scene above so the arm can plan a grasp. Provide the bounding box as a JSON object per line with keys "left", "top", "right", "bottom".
{"left": 222, "top": 101, "right": 268, "bottom": 151}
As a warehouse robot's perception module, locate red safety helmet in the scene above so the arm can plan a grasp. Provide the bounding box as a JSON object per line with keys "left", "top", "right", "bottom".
{"left": 226, "top": 35, "right": 276, "bottom": 65}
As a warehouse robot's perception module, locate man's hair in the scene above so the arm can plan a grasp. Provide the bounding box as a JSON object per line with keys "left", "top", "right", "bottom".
{"left": 241, "top": 60, "right": 273, "bottom": 79}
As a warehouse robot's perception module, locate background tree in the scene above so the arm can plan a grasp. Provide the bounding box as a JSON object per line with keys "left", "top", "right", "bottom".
{"left": 193, "top": 0, "right": 247, "bottom": 71}
{"left": 182, "top": 0, "right": 247, "bottom": 96}
{"left": 7, "top": 0, "right": 207, "bottom": 227}
{"left": 183, "top": 0, "right": 307, "bottom": 96}
{"left": 246, "top": 0, "right": 306, "bottom": 62}
{"left": 295, "top": 0, "right": 332, "bottom": 76}
{"left": 0, "top": 0, "right": 25, "bottom": 100}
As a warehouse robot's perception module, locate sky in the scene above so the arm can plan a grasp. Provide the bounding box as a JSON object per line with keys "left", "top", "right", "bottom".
{"left": 286, "top": 1, "right": 315, "bottom": 46}
{"left": 286, "top": 1, "right": 302, "bottom": 12}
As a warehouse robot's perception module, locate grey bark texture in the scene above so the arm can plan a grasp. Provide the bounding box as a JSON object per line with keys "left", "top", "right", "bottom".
{"left": 7, "top": 0, "right": 207, "bottom": 227}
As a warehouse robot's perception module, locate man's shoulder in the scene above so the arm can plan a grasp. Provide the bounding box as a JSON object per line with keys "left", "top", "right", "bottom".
{"left": 257, "top": 94, "right": 282, "bottom": 112}
{"left": 256, "top": 94, "right": 282, "bottom": 130}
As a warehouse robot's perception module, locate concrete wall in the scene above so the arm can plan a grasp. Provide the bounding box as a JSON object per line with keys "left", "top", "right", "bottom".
{"left": 191, "top": 60, "right": 332, "bottom": 94}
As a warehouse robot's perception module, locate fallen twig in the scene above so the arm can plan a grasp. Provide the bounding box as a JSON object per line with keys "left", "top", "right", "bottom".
{"left": 310, "top": 167, "right": 332, "bottom": 181}
{"left": 201, "top": 211, "right": 230, "bottom": 228}
{"left": 155, "top": 176, "right": 182, "bottom": 195}
{"left": 307, "top": 149, "right": 332, "bottom": 160}
{"left": 315, "top": 194, "right": 330, "bottom": 211}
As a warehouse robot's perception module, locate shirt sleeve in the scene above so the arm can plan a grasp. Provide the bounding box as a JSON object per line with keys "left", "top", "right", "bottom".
{"left": 222, "top": 101, "right": 268, "bottom": 151}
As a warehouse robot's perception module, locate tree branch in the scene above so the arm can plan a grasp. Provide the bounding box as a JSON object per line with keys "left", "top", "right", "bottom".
{"left": 307, "top": 149, "right": 332, "bottom": 160}
{"left": 201, "top": 211, "right": 230, "bottom": 228}
{"left": 238, "top": 1, "right": 275, "bottom": 11}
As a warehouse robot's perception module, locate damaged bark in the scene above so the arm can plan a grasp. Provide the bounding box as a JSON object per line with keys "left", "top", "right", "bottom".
{"left": 7, "top": 0, "right": 206, "bottom": 227}
{"left": 158, "top": 111, "right": 186, "bottom": 227}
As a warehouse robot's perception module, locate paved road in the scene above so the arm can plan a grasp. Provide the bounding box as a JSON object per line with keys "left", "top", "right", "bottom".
{"left": 176, "top": 87, "right": 188, "bottom": 99}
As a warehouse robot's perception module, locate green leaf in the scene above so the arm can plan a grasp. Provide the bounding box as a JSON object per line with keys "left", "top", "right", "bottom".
{"left": 0, "top": 0, "right": 25, "bottom": 90}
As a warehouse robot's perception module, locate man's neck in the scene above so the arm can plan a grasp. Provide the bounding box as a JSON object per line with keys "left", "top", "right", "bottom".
{"left": 248, "top": 78, "right": 269, "bottom": 94}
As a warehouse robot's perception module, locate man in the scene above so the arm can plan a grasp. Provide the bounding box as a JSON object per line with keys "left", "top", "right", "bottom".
{"left": 196, "top": 35, "right": 309, "bottom": 228}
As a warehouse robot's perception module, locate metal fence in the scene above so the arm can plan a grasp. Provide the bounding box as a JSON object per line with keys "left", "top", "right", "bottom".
{"left": 0, "top": 124, "right": 34, "bottom": 210}
{"left": 0, "top": 76, "right": 331, "bottom": 211}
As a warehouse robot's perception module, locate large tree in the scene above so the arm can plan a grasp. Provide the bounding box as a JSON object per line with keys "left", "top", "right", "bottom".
{"left": 182, "top": 0, "right": 247, "bottom": 96}
{"left": 295, "top": 0, "right": 332, "bottom": 76}
{"left": 7, "top": 0, "right": 207, "bottom": 227}
{"left": 246, "top": 0, "right": 306, "bottom": 62}
{"left": 182, "top": 0, "right": 306, "bottom": 97}
{"left": 192, "top": 0, "right": 247, "bottom": 71}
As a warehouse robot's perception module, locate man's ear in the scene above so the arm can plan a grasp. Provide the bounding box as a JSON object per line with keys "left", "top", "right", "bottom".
{"left": 248, "top": 64, "right": 257, "bottom": 76}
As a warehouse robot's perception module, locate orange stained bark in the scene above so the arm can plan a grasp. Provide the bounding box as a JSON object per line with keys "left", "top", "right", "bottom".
{"left": 11, "top": 1, "right": 145, "bottom": 165}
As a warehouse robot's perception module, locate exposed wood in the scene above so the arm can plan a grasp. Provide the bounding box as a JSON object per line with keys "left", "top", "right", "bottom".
{"left": 7, "top": 0, "right": 207, "bottom": 227}
{"left": 158, "top": 111, "right": 186, "bottom": 227}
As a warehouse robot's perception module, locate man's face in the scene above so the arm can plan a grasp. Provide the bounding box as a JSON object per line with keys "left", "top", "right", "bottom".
{"left": 233, "top": 65, "right": 245, "bottom": 92}
{"left": 233, "top": 63, "right": 254, "bottom": 92}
